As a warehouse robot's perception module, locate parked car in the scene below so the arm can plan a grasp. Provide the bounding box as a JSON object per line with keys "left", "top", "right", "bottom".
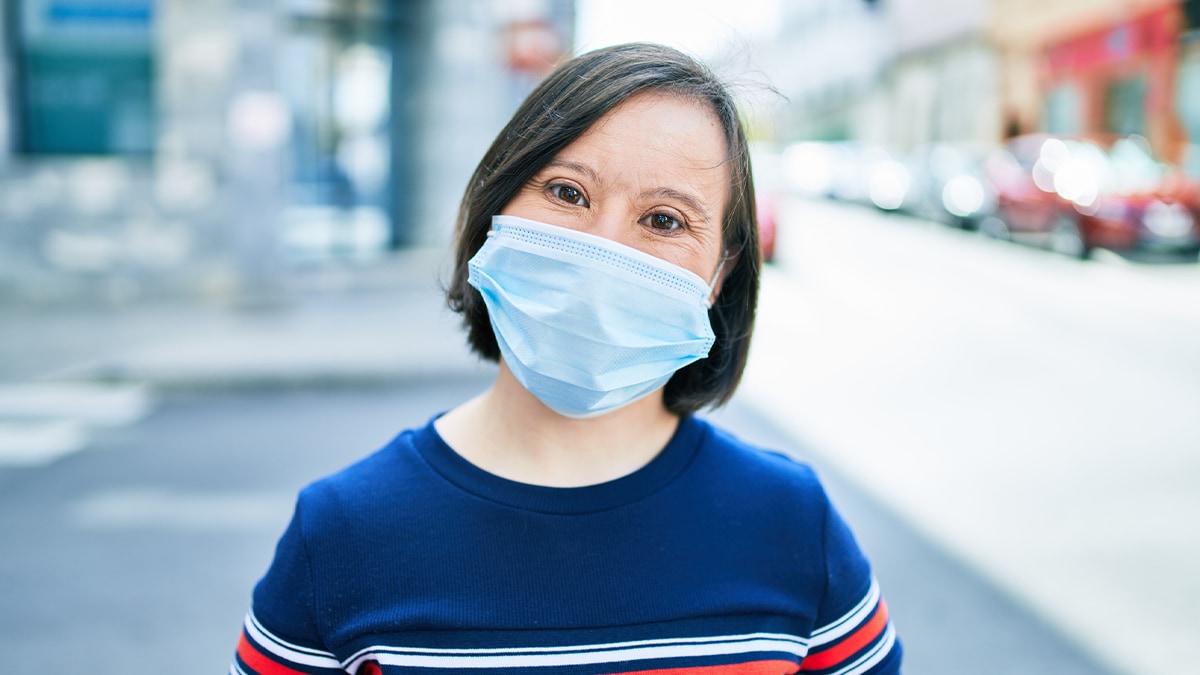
{"left": 899, "top": 143, "right": 996, "bottom": 229}
{"left": 782, "top": 140, "right": 889, "bottom": 207}
{"left": 749, "top": 142, "right": 782, "bottom": 263}
{"left": 755, "top": 189, "right": 777, "bottom": 264}
{"left": 981, "top": 134, "right": 1200, "bottom": 259}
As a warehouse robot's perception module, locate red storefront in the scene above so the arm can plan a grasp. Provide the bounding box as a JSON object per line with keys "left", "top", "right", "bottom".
{"left": 1040, "top": 3, "right": 1186, "bottom": 163}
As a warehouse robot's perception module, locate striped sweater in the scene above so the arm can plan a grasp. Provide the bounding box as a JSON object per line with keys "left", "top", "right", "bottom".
{"left": 232, "top": 415, "right": 901, "bottom": 675}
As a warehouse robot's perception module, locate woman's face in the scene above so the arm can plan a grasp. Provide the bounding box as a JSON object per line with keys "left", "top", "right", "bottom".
{"left": 501, "top": 91, "right": 730, "bottom": 287}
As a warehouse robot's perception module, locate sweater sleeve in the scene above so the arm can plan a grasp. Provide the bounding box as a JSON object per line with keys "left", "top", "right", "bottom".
{"left": 230, "top": 493, "right": 345, "bottom": 675}
{"left": 799, "top": 493, "right": 902, "bottom": 674}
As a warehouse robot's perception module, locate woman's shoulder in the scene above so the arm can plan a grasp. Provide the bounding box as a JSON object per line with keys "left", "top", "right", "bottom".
{"left": 292, "top": 419, "right": 439, "bottom": 525}
{"left": 694, "top": 416, "right": 816, "bottom": 472}
{"left": 689, "top": 416, "right": 830, "bottom": 502}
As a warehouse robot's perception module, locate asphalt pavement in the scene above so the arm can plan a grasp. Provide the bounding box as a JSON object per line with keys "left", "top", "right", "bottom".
{"left": 0, "top": 238, "right": 1117, "bottom": 673}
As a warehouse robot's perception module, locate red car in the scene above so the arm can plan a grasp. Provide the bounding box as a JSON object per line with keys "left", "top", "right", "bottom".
{"left": 749, "top": 143, "right": 781, "bottom": 264}
{"left": 756, "top": 188, "right": 777, "bottom": 264}
{"left": 982, "top": 134, "right": 1200, "bottom": 259}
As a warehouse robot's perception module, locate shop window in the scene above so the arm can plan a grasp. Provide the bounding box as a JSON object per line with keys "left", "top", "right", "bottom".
{"left": 1176, "top": 55, "right": 1200, "bottom": 176}
{"left": 1045, "top": 84, "right": 1081, "bottom": 135}
{"left": 279, "top": 2, "right": 414, "bottom": 257}
{"left": 1103, "top": 73, "right": 1147, "bottom": 137}
{"left": 1186, "top": 0, "right": 1200, "bottom": 34}
{"left": 10, "top": 0, "right": 156, "bottom": 155}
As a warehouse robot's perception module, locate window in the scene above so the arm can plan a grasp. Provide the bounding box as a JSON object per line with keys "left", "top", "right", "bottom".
{"left": 1176, "top": 54, "right": 1200, "bottom": 177}
{"left": 1103, "top": 73, "right": 1147, "bottom": 137}
{"left": 1044, "top": 83, "right": 1081, "bottom": 135}
{"left": 11, "top": 0, "right": 156, "bottom": 155}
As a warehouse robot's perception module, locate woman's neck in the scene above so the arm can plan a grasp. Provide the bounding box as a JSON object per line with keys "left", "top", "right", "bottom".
{"left": 434, "top": 362, "right": 680, "bottom": 488}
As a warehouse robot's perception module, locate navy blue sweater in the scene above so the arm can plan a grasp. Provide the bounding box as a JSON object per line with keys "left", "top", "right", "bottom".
{"left": 232, "top": 415, "right": 901, "bottom": 674}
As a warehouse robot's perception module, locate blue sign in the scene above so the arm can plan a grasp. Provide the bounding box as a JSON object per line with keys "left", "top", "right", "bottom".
{"left": 16, "top": 0, "right": 157, "bottom": 154}
{"left": 46, "top": 2, "right": 153, "bottom": 24}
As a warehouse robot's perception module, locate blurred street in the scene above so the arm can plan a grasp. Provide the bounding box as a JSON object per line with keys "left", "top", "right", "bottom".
{"left": 0, "top": 379, "right": 1113, "bottom": 672}
{"left": 3, "top": 1, "right": 1200, "bottom": 674}
{"left": 8, "top": 197, "right": 1199, "bottom": 674}
{"left": 748, "top": 198, "right": 1200, "bottom": 675}
{"left": 0, "top": 349, "right": 1110, "bottom": 675}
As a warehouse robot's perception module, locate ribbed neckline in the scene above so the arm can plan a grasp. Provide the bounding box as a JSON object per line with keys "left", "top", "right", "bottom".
{"left": 412, "top": 415, "right": 705, "bottom": 515}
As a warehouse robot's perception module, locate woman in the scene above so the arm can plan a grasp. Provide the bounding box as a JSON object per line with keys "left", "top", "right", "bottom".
{"left": 231, "top": 43, "right": 902, "bottom": 675}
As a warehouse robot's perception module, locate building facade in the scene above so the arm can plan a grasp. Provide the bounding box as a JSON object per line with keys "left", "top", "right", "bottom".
{"left": 762, "top": 0, "right": 999, "bottom": 150}
{"left": 991, "top": 0, "right": 1186, "bottom": 155}
{"left": 0, "top": 0, "right": 573, "bottom": 303}
{"left": 881, "top": 0, "right": 999, "bottom": 149}
{"left": 767, "top": 0, "right": 1197, "bottom": 162}
{"left": 763, "top": 0, "right": 892, "bottom": 144}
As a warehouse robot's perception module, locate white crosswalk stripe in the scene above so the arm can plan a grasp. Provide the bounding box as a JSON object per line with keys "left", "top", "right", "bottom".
{"left": 0, "top": 382, "right": 155, "bottom": 467}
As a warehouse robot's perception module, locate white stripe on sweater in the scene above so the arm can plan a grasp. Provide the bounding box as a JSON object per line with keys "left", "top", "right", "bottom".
{"left": 809, "top": 577, "right": 882, "bottom": 647}
{"left": 245, "top": 611, "right": 342, "bottom": 669}
{"left": 343, "top": 633, "right": 809, "bottom": 672}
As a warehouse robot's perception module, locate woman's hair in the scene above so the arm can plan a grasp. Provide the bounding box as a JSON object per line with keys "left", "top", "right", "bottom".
{"left": 446, "top": 42, "right": 761, "bottom": 414}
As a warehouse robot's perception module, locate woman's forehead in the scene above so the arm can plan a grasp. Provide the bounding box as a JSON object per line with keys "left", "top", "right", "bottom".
{"left": 581, "top": 92, "right": 725, "bottom": 152}
{"left": 551, "top": 92, "right": 729, "bottom": 190}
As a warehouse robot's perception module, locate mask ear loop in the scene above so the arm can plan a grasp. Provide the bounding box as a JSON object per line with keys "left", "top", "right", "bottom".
{"left": 705, "top": 252, "right": 729, "bottom": 308}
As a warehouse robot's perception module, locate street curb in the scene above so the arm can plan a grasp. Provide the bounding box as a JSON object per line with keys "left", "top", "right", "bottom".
{"left": 69, "top": 363, "right": 499, "bottom": 394}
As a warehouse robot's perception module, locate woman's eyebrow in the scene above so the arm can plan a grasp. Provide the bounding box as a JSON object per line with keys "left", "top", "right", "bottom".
{"left": 642, "top": 187, "right": 712, "bottom": 222}
{"left": 542, "top": 159, "right": 600, "bottom": 183}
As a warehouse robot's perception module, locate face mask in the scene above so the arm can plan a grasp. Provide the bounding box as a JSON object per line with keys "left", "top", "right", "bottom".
{"left": 467, "top": 215, "right": 718, "bottom": 418}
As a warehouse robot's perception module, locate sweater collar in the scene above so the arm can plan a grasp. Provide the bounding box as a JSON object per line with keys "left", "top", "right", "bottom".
{"left": 413, "top": 415, "right": 705, "bottom": 514}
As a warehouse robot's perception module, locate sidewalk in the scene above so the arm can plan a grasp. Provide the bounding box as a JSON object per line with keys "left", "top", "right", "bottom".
{"left": 1, "top": 248, "right": 489, "bottom": 390}
{"left": 0, "top": 248, "right": 494, "bottom": 467}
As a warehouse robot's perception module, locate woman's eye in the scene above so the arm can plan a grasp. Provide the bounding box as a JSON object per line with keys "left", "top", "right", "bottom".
{"left": 646, "top": 213, "right": 682, "bottom": 231}
{"left": 552, "top": 185, "right": 586, "bottom": 206}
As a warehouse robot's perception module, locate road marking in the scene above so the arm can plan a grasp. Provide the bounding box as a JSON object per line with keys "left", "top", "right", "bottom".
{"left": 0, "top": 382, "right": 153, "bottom": 425}
{"left": 0, "top": 420, "right": 88, "bottom": 467}
{"left": 0, "top": 382, "right": 155, "bottom": 467}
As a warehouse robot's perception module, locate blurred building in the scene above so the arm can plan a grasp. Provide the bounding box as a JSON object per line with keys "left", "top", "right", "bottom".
{"left": 882, "top": 0, "right": 998, "bottom": 149}
{"left": 992, "top": 0, "right": 1186, "bottom": 156}
{"left": 764, "top": 0, "right": 891, "bottom": 144}
{"left": 0, "top": 0, "right": 573, "bottom": 304}
{"left": 769, "top": 0, "right": 1197, "bottom": 164}
{"left": 765, "top": 0, "right": 998, "bottom": 150}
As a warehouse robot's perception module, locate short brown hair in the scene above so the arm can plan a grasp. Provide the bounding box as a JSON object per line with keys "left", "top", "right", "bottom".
{"left": 446, "top": 42, "right": 760, "bottom": 414}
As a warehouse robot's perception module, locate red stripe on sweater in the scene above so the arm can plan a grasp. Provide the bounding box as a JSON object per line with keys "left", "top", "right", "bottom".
{"left": 237, "top": 630, "right": 312, "bottom": 675}
{"left": 610, "top": 660, "right": 800, "bottom": 675}
{"left": 800, "top": 599, "right": 889, "bottom": 671}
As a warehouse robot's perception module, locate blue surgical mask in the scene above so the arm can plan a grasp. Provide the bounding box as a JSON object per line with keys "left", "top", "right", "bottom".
{"left": 467, "top": 215, "right": 717, "bottom": 418}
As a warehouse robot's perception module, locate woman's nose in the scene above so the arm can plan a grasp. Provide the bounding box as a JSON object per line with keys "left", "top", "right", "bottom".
{"left": 585, "top": 211, "right": 636, "bottom": 247}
